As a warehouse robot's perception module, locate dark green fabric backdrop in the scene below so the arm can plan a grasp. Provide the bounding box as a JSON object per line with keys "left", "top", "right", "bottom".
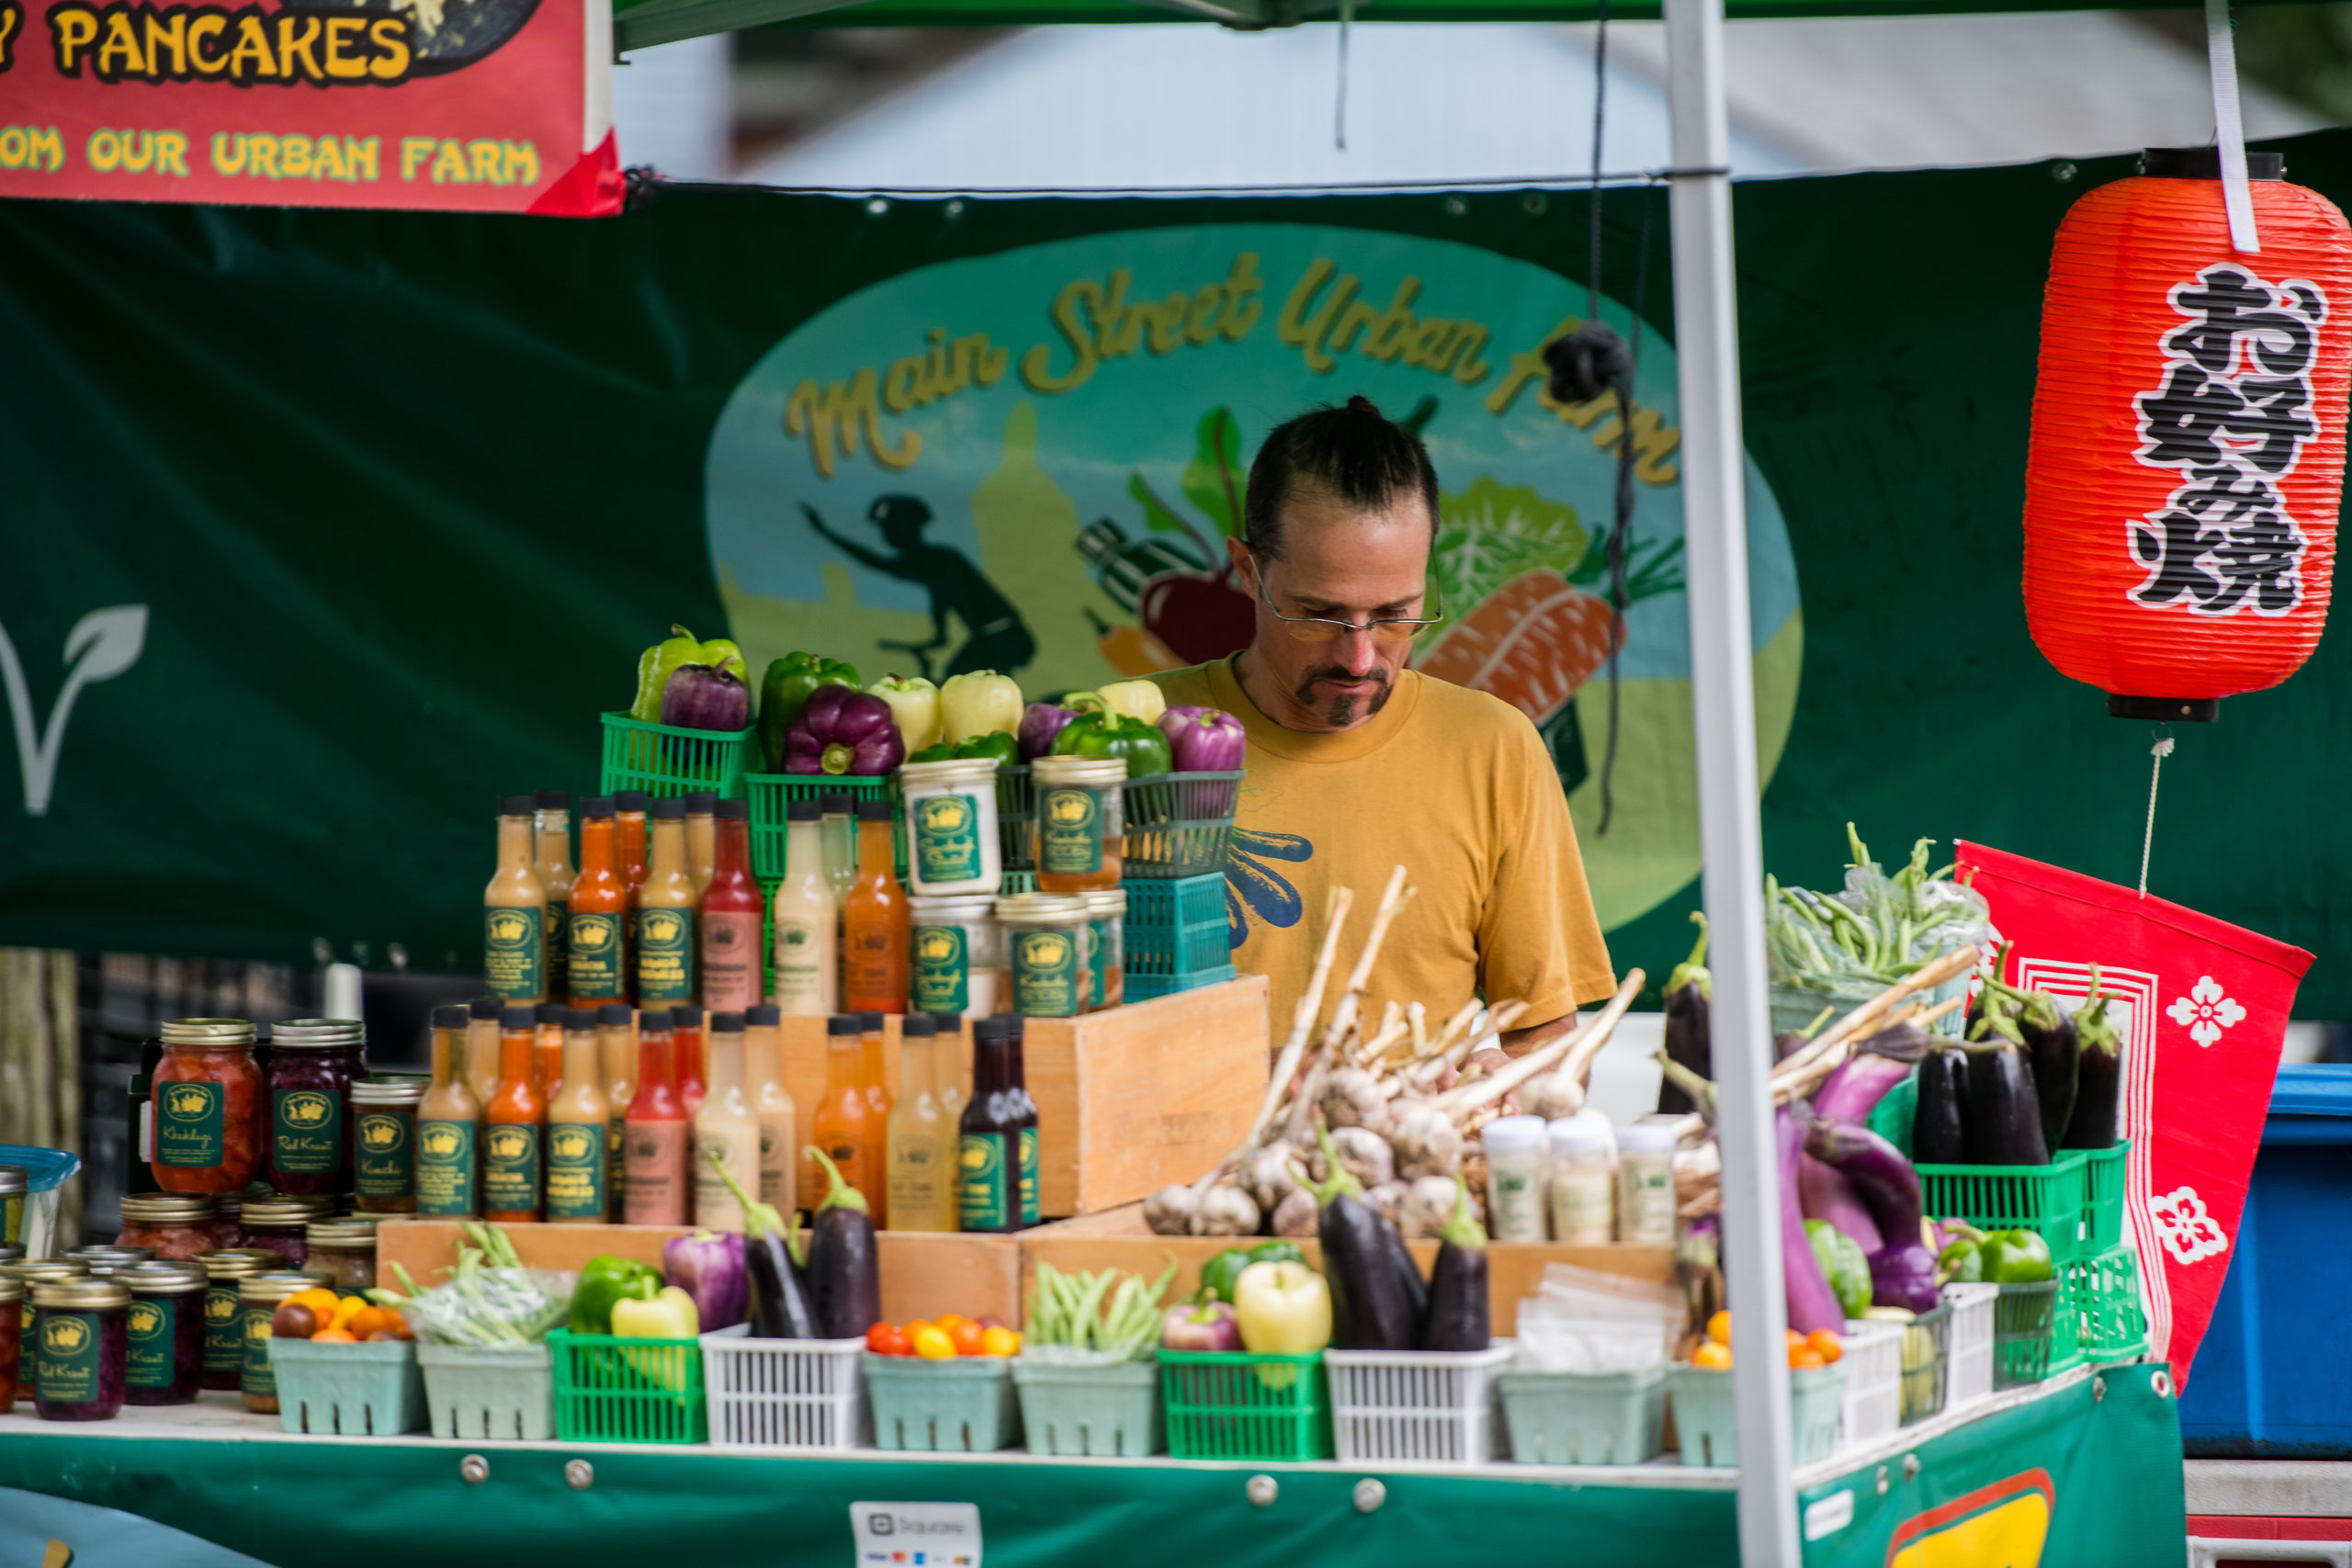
{"left": 1, "top": 134, "right": 2344, "bottom": 1010}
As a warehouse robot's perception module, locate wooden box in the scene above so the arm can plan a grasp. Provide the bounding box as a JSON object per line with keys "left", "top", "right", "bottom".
{"left": 780, "top": 974, "right": 1271, "bottom": 1219}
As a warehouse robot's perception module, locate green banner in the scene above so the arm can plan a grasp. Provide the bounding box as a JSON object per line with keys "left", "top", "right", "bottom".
{"left": 5, "top": 134, "right": 2350, "bottom": 1008}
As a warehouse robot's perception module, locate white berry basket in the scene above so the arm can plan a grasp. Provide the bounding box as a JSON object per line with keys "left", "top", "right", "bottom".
{"left": 1323, "top": 1343, "right": 1514, "bottom": 1465}
{"left": 700, "top": 1328, "right": 869, "bottom": 1451}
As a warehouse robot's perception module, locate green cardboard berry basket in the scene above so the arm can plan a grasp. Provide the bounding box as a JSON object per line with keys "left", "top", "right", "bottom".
{"left": 865, "top": 1353, "right": 1022, "bottom": 1452}
{"left": 598, "top": 712, "right": 755, "bottom": 801}
{"left": 1012, "top": 1354, "right": 1162, "bottom": 1457}
{"left": 1668, "top": 1361, "right": 1843, "bottom": 1467}
{"left": 417, "top": 1342, "right": 552, "bottom": 1442}
{"left": 1497, "top": 1364, "right": 1667, "bottom": 1465}
{"left": 1159, "top": 1349, "right": 1331, "bottom": 1461}
{"left": 269, "top": 1337, "right": 426, "bottom": 1437}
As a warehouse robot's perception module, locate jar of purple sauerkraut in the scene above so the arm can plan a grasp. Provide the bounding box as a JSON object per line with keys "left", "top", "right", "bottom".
{"left": 122, "top": 1261, "right": 206, "bottom": 1405}
{"left": 31, "top": 1278, "right": 130, "bottom": 1421}
{"left": 236, "top": 1197, "right": 334, "bottom": 1265}
{"left": 265, "top": 1020, "right": 368, "bottom": 1196}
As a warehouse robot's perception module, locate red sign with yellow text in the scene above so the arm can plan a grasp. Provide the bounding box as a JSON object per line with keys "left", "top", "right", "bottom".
{"left": 0, "top": 0, "right": 618, "bottom": 214}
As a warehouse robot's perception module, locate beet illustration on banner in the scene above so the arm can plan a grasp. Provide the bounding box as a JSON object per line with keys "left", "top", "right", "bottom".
{"left": 1956, "top": 840, "right": 2313, "bottom": 1384}
{"left": 2021, "top": 147, "right": 2352, "bottom": 720}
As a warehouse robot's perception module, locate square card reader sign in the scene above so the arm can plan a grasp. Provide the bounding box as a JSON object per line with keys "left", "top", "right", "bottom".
{"left": 853, "top": 1502, "right": 981, "bottom": 1568}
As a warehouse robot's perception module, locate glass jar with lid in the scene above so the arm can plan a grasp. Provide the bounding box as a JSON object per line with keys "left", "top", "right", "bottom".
{"left": 121, "top": 1260, "right": 206, "bottom": 1405}
{"left": 151, "top": 1019, "right": 263, "bottom": 1193}
{"left": 117, "top": 1192, "right": 231, "bottom": 1259}
{"left": 0, "top": 1165, "right": 25, "bottom": 1247}
{"left": 996, "top": 893, "right": 1096, "bottom": 1017}
{"left": 899, "top": 757, "right": 1005, "bottom": 897}
{"left": 266, "top": 1019, "right": 368, "bottom": 1196}
{"left": 196, "top": 1248, "right": 285, "bottom": 1391}
{"left": 350, "top": 1079, "right": 424, "bottom": 1213}
{"left": 1030, "top": 755, "right": 1125, "bottom": 893}
{"left": 1080, "top": 889, "right": 1125, "bottom": 1011}
{"left": 0, "top": 1276, "right": 19, "bottom": 1411}
{"left": 909, "top": 893, "right": 1003, "bottom": 1016}
{"left": 304, "top": 1220, "right": 379, "bottom": 1293}
{"left": 238, "top": 1196, "right": 334, "bottom": 1264}
{"left": 238, "top": 1271, "right": 322, "bottom": 1414}
{"left": 69, "top": 1246, "right": 155, "bottom": 1276}
{"left": 32, "top": 1278, "right": 130, "bottom": 1421}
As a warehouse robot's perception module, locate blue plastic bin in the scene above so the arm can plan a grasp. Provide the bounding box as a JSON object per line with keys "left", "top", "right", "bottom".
{"left": 2179, "top": 1063, "right": 2352, "bottom": 1457}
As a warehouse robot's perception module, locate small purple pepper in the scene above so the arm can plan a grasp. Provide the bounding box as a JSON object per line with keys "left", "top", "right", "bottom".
{"left": 1158, "top": 705, "right": 1247, "bottom": 773}
{"left": 1160, "top": 1300, "right": 1242, "bottom": 1352}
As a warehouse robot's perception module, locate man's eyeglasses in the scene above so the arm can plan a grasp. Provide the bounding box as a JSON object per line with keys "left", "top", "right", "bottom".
{"left": 1244, "top": 550, "right": 1445, "bottom": 647}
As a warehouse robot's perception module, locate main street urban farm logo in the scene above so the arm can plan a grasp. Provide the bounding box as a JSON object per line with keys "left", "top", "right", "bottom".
{"left": 280, "top": 1090, "right": 333, "bottom": 1129}
{"left": 707, "top": 225, "right": 1803, "bottom": 938}
{"left": 639, "top": 910, "right": 687, "bottom": 947}
{"left": 360, "top": 1116, "right": 402, "bottom": 1152}
{"left": 161, "top": 1083, "right": 212, "bottom": 1121}
{"left": 549, "top": 1125, "right": 598, "bottom": 1164}
{"left": 485, "top": 1126, "right": 533, "bottom": 1163}
{"left": 486, "top": 908, "right": 536, "bottom": 950}
{"left": 420, "top": 1123, "right": 467, "bottom": 1160}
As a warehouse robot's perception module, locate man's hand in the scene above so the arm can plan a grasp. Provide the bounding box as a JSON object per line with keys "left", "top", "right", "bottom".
{"left": 1498, "top": 1012, "right": 1577, "bottom": 1059}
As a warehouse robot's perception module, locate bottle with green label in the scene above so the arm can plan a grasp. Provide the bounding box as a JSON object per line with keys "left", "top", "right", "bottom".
{"left": 546, "top": 1008, "right": 610, "bottom": 1224}
{"left": 484, "top": 795, "right": 548, "bottom": 1005}
{"left": 352, "top": 1079, "right": 424, "bottom": 1213}
{"left": 633, "top": 796, "right": 698, "bottom": 1004}
{"left": 567, "top": 798, "right": 632, "bottom": 1006}
{"left": 481, "top": 1007, "right": 544, "bottom": 1223}
{"left": 956, "top": 1016, "right": 1021, "bottom": 1233}
{"left": 416, "top": 1003, "right": 481, "bottom": 1218}
{"left": 1004, "top": 1015, "right": 1042, "bottom": 1225}
{"left": 534, "top": 790, "right": 577, "bottom": 1004}
{"left": 123, "top": 1261, "right": 206, "bottom": 1405}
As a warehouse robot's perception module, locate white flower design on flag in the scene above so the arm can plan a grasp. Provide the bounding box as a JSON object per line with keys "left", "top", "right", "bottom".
{"left": 2165, "top": 976, "right": 2246, "bottom": 1047}
{"left": 2149, "top": 1185, "right": 2231, "bottom": 1266}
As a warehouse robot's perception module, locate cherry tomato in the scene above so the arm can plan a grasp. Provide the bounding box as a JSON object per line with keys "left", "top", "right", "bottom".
{"left": 934, "top": 1314, "right": 970, "bottom": 1333}
{"left": 1789, "top": 1346, "right": 1826, "bottom": 1370}
{"left": 1691, "top": 1340, "right": 1733, "bottom": 1371}
{"left": 1706, "top": 1311, "right": 1732, "bottom": 1348}
{"left": 271, "top": 1302, "right": 318, "bottom": 1339}
{"left": 911, "top": 1325, "right": 957, "bottom": 1360}
{"left": 1804, "top": 1329, "right": 1844, "bottom": 1365}
{"left": 979, "top": 1325, "right": 1020, "bottom": 1358}
{"left": 949, "top": 1319, "right": 987, "bottom": 1357}
{"left": 866, "top": 1323, "right": 912, "bottom": 1356}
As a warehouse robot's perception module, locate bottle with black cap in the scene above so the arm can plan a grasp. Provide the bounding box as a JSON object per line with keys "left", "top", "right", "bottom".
{"left": 809, "top": 1014, "right": 882, "bottom": 1214}
{"left": 595, "top": 1002, "right": 638, "bottom": 1222}
{"left": 1004, "top": 1015, "right": 1041, "bottom": 1225}
{"left": 464, "top": 997, "right": 504, "bottom": 1111}
{"left": 483, "top": 795, "right": 548, "bottom": 1006}
{"left": 532, "top": 791, "right": 576, "bottom": 1003}
{"left": 635, "top": 796, "right": 698, "bottom": 1006}
{"left": 957, "top": 1016, "right": 1022, "bottom": 1234}
{"left": 417, "top": 1003, "right": 481, "bottom": 1218}
{"left": 568, "top": 796, "right": 633, "bottom": 1008}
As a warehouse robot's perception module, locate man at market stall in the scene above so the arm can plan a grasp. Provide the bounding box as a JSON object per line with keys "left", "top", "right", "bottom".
{"left": 1150, "top": 395, "right": 1616, "bottom": 1054}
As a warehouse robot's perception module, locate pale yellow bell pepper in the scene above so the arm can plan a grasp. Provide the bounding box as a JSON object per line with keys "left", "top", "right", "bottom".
{"left": 867, "top": 673, "right": 943, "bottom": 755}
{"left": 939, "top": 670, "right": 1023, "bottom": 745}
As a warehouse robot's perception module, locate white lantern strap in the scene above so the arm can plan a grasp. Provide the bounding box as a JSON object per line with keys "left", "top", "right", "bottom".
{"left": 2205, "top": 0, "right": 2261, "bottom": 255}
{"left": 2140, "top": 731, "right": 2177, "bottom": 898}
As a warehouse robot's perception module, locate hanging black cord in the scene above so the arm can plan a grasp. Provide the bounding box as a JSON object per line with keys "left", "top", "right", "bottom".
{"left": 1588, "top": 0, "right": 1608, "bottom": 323}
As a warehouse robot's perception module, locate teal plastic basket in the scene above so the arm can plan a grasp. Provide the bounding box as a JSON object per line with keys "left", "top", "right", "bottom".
{"left": 269, "top": 1338, "right": 426, "bottom": 1437}
{"left": 1161, "top": 1349, "right": 1331, "bottom": 1461}
{"left": 865, "top": 1353, "right": 1021, "bottom": 1451}
{"left": 1920, "top": 1149, "right": 2089, "bottom": 1264}
{"left": 1991, "top": 1279, "right": 2061, "bottom": 1389}
{"left": 418, "top": 1342, "right": 552, "bottom": 1441}
{"left": 1668, "top": 1361, "right": 1843, "bottom": 1467}
{"left": 1127, "top": 964, "right": 1237, "bottom": 1001}
{"left": 1122, "top": 772, "right": 1240, "bottom": 880}
{"left": 1012, "top": 1355, "right": 1162, "bottom": 1456}
{"left": 997, "top": 766, "right": 1035, "bottom": 873}
{"left": 1497, "top": 1365, "right": 1666, "bottom": 1465}
{"left": 1125, "top": 874, "right": 1230, "bottom": 978}
{"left": 598, "top": 712, "right": 755, "bottom": 801}
{"left": 2080, "top": 1142, "right": 2129, "bottom": 1250}
{"left": 748, "top": 772, "right": 891, "bottom": 880}
{"left": 2070, "top": 1243, "right": 2150, "bottom": 1362}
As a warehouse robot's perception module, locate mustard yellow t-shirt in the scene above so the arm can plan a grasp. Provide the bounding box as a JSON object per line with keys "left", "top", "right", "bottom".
{"left": 1150, "top": 656, "right": 1615, "bottom": 1036}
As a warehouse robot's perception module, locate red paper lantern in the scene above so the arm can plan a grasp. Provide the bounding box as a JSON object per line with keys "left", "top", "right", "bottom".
{"left": 2023, "top": 147, "right": 2352, "bottom": 719}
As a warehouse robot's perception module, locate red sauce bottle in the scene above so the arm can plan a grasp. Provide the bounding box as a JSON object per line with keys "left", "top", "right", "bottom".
{"left": 623, "top": 1010, "right": 688, "bottom": 1225}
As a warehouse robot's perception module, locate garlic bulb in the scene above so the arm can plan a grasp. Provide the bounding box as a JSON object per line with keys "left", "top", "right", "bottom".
{"left": 1272, "top": 1188, "right": 1319, "bottom": 1237}
{"left": 1192, "top": 1182, "right": 1261, "bottom": 1236}
{"left": 1144, "top": 1183, "right": 1200, "bottom": 1236}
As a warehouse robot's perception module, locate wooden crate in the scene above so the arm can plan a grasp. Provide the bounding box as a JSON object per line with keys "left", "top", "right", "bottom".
{"left": 374, "top": 1219, "right": 1021, "bottom": 1329}
{"left": 780, "top": 974, "right": 1270, "bottom": 1220}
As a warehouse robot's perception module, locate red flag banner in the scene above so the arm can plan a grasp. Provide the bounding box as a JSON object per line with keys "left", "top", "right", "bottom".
{"left": 1955, "top": 840, "right": 2312, "bottom": 1384}
{"left": 0, "top": 0, "right": 617, "bottom": 215}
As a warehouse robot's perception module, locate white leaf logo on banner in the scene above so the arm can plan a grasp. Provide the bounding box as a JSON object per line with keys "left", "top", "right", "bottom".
{"left": 0, "top": 605, "right": 151, "bottom": 816}
{"left": 2149, "top": 1185, "right": 2233, "bottom": 1266}
{"left": 2165, "top": 976, "right": 2247, "bottom": 1047}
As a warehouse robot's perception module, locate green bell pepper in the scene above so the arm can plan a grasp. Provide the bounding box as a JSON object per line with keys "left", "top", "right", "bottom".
{"left": 1197, "top": 1247, "right": 1256, "bottom": 1306}
{"left": 759, "top": 653, "right": 861, "bottom": 773}
{"left": 571, "top": 1255, "right": 662, "bottom": 1335}
{"left": 1805, "top": 1220, "right": 1872, "bottom": 1319}
{"left": 1977, "top": 1228, "right": 2053, "bottom": 1284}
{"left": 1050, "top": 711, "right": 1173, "bottom": 778}
{"left": 909, "top": 730, "right": 1019, "bottom": 766}
{"left": 1937, "top": 1238, "right": 1985, "bottom": 1284}
{"left": 633, "top": 626, "right": 746, "bottom": 723}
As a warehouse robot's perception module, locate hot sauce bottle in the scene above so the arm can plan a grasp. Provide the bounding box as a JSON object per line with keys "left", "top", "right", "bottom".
{"left": 808, "top": 1014, "right": 881, "bottom": 1215}
{"left": 568, "top": 798, "right": 633, "bottom": 1007}
{"left": 701, "top": 799, "right": 764, "bottom": 1013}
{"left": 635, "top": 796, "right": 698, "bottom": 1008}
{"left": 623, "top": 1010, "right": 688, "bottom": 1225}
{"left": 482, "top": 1008, "right": 544, "bottom": 1224}
{"left": 842, "top": 799, "right": 910, "bottom": 1013}
{"left": 483, "top": 795, "right": 548, "bottom": 1006}
{"left": 533, "top": 791, "right": 577, "bottom": 1004}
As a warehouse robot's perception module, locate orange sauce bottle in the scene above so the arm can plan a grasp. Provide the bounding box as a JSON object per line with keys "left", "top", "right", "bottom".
{"left": 534, "top": 1003, "right": 566, "bottom": 1102}
{"left": 808, "top": 1014, "right": 882, "bottom": 1213}
{"left": 482, "top": 1008, "right": 544, "bottom": 1223}
{"left": 568, "top": 798, "right": 633, "bottom": 1006}
{"left": 842, "top": 798, "right": 910, "bottom": 1013}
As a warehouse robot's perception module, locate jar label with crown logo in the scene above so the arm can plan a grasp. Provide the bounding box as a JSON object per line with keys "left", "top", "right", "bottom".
{"left": 416, "top": 1119, "right": 478, "bottom": 1216}
{"left": 958, "top": 1132, "right": 1011, "bottom": 1231}
{"left": 1018, "top": 1125, "right": 1040, "bottom": 1225}
{"left": 634, "top": 906, "right": 695, "bottom": 1002}
{"left": 567, "top": 910, "right": 626, "bottom": 1000}
{"left": 481, "top": 1123, "right": 542, "bottom": 1215}
{"left": 242, "top": 1305, "right": 277, "bottom": 1397}
{"left": 1012, "top": 929, "right": 1082, "bottom": 1016}
{"left": 272, "top": 1089, "right": 343, "bottom": 1176}
{"left": 204, "top": 1285, "right": 243, "bottom": 1371}
{"left": 41, "top": 1311, "right": 103, "bottom": 1404}
{"left": 1039, "top": 787, "right": 1105, "bottom": 875}
{"left": 484, "top": 905, "right": 545, "bottom": 1000}
{"left": 128, "top": 1297, "right": 176, "bottom": 1388}
{"left": 356, "top": 1111, "right": 413, "bottom": 1198}
{"left": 154, "top": 1080, "right": 223, "bottom": 1167}
{"left": 545, "top": 1121, "right": 608, "bottom": 1221}
{"left": 912, "top": 923, "right": 970, "bottom": 1011}
{"left": 913, "top": 793, "right": 983, "bottom": 886}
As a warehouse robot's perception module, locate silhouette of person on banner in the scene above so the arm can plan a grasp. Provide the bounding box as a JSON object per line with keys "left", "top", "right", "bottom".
{"left": 801, "top": 496, "right": 1036, "bottom": 681}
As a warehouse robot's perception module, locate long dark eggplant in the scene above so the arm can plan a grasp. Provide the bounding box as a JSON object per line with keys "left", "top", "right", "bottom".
{"left": 1813, "top": 1018, "right": 1933, "bottom": 1122}
{"left": 1384, "top": 1223, "right": 1430, "bottom": 1348}
{"left": 1985, "top": 978, "right": 2078, "bottom": 1155}
{"left": 705, "top": 1150, "right": 820, "bottom": 1337}
{"left": 1804, "top": 1114, "right": 1923, "bottom": 1247}
{"left": 2063, "top": 972, "right": 2124, "bottom": 1150}
{"left": 804, "top": 1145, "right": 882, "bottom": 1337}
{"left": 1657, "top": 913, "right": 1713, "bottom": 1115}
{"left": 1913, "top": 1049, "right": 1971, "bottom": 1164}
{"left": 1962, "top": 1034, "right": 2050, "bottom": 1167}
{"left": 1298, "top": 1122, "right": 1417, "bottom": 1350}
{"left": 1779, "top": 1105, "right": 1848, "bottom": 1336}
{"left": 1422, "top": 1179, "right": 1490, "bottom": 1352}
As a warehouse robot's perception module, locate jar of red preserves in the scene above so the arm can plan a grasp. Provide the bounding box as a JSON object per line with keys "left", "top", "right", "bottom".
{"left": 236, "top": 1197, "right": 334, "bottom": 1264}
{"left": 0, "top": 1277, "right": 21, "bottom": 1410}
{"left": 122, "top": 1260, "right": 206, "bottom": 1405}
{"left": 116, "top": 1193, "right": 226, "bottom": 1259}
{"left": 32, "top": 1278, "right": 130, "bottom": 1422}
{"left": 151, "top": 1019, "right": 262, "bottom": 1193}
{"left": 266, "top": 1020, "right": 368, "bottom": 1196}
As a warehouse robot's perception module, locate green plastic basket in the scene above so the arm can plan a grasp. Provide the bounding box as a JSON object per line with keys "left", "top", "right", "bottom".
{"left": 549, "top": 1329, "right": 708, "bottom": 1444}
{"left": 1125, "top": 874, "right": 1230, "bottom": 978}
{"left": 1991, "top": 1279, "right": 2060, "bottom": 1390}
{"left": 2070, "top": 1243, "right": 2150, "bottom": 1362}
{"left": 418, "top": 1342, "right": 552, "bottom": 1441}
{"left": 1127, "top": 964, "right": 1238, "bottom": 1001}
{"left": 1001, "top": 869, "right": 1037, "bottom": 896}
{"left": 1497, "top": 1365, "right": 1666, "bottom": 1465}
{"left": 865, "top": 1353, "right": 1021, "bottom": 1451}
{"left": 1899, "top": 1304, "right": 1951, "bottom": 1426}
{"left": 748, "top": 772, "right": 891, "bottom": 880}
{"left": 1668, "top": 1361, "right": 1843, "bottom": 1467}
{"left": 599, "top": 712, "right": 755, "bottom": 801}
{"left": 2080, "top": 1142, "right": 2129, "bottom": 1250}
{"left": 1919, "top": 1149, "right": 2089, "bottom": 1265}
{"left": 269, "top": 1338, "right": 426, "bottom": 1437}
{"left": 1012, "top": 1355, "right": 1162, "bottom": 1456}
{"left": 997, "top": 766, "right": 1035, "bottom": 873}
{"left": 1160, "top": 1349, "right": 1331, "bottom": 1461}
{"left": 1122, "top": 772, "right": 1240, "bottom": 880}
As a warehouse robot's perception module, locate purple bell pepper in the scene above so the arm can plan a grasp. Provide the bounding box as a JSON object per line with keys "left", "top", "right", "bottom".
{"left": 663, "top": 1229, "right": 749, "bottom": 1331}
{"left": 785, "top": 687, "right": 906, "bottom": 776}
{"left": 1159, "top": 705, "right": 1247, "bottom": 772}
{"left": 1866, "top": 1242, "right": 1941, "bottom": 1314}
{"left": 1019, "top": 701, "right": 1079, "bottom": 761}
{"left": 661, "top": 663, "right": 752, "bottom": 734}
{"left": 1160, "top": 1301, "right": 1242, "bottom": 1352}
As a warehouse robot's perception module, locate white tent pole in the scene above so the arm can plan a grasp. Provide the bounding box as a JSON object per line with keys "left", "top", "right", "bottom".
{"left": 1661, "top": 0, "right": 1800, "bottom": 1560}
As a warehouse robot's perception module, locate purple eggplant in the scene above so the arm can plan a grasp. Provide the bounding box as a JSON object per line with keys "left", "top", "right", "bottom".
{"left": 1657, "top": 915, "right": 1713, "bottom": 1115}
{"left": 1811, "top": 1018, "right": 1932, "bottom": 1123}
{"left": 1798, "top": 1153, "right": 1883, "bottom": 1255}
{"left": 1158, "top": 705, "right": 1248, "bottom": 773}
{"left": 1779, "top": 1106, "right": 1847, "bottom": 1336}
{"left": 663, "top": 1229, "right": 749, "bottom": 1331}
{"left": 1803, "top": 1115, "right": 1923, "bottom": 1251}
{"left": 1963, "top": 1030, "right": 2050, "bottom": 1167}
{"left": 1161, "top": 1301, "right": 1242, "bottom": 1351}
{"left": 1866, "top": 1242, "right": 1941, "bottom": 1314}
{"left": 1019, "top": 701, "right": 1079, "bottom": 761}
{"left": 2063, "top": 974, "right": 2123, "bottom": 1150}
{"left": 1913, "top": 1049, "right": 1971, "bottom": 1165}
{"left": 785, "top": 687, "right": 906, "bottom": 777}
{"left": 1423, "top": 1178, "right": 1490, "bottom": 1352}
{"left": 661, "top": 662, "right": 752, "bottom": 734}
{"left": 1983, "top": 976, "right": 2079, "bottom": 1156}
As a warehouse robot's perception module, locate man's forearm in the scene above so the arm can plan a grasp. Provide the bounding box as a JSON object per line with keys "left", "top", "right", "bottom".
{"left": 1498, "top": 1011, "right": 1578, "bottom": 1058}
